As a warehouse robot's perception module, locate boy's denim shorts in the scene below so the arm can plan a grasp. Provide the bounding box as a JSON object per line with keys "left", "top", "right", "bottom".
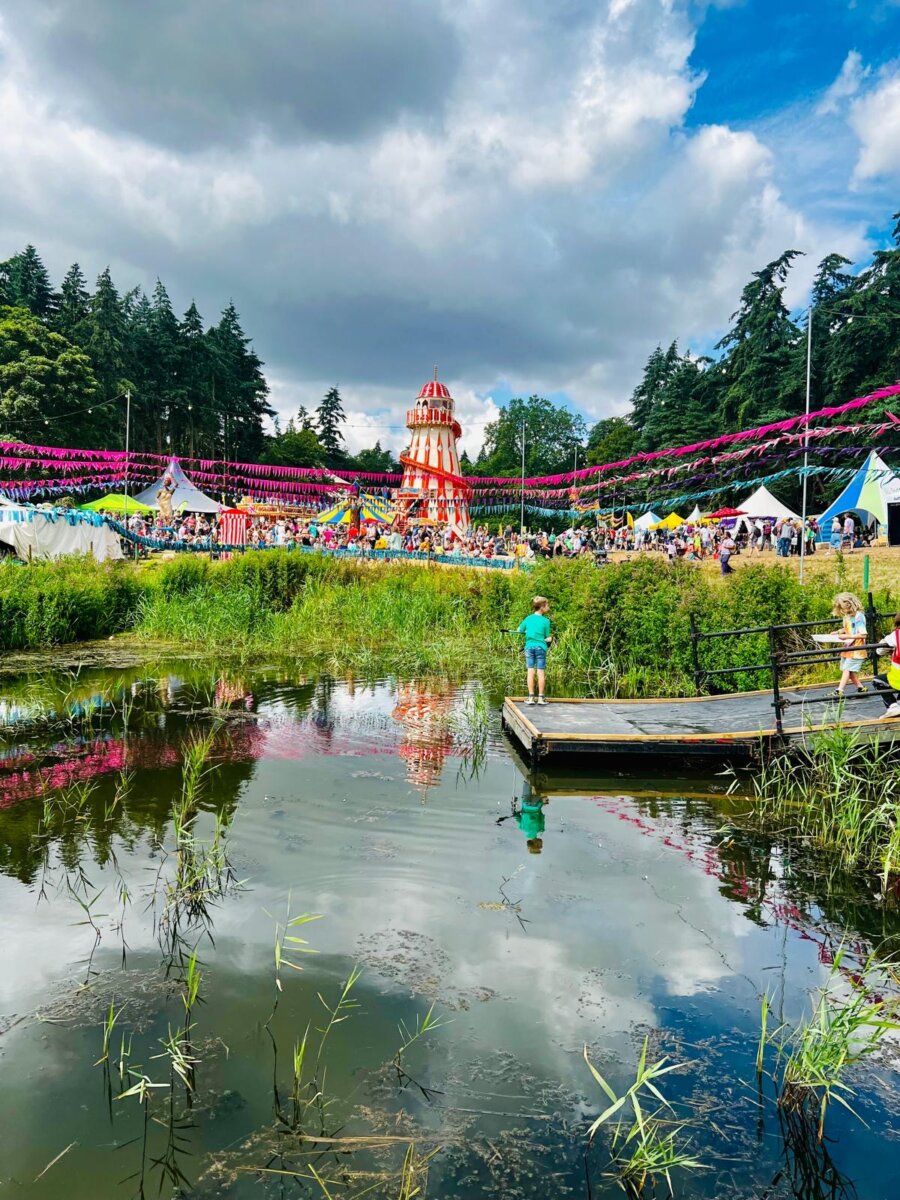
{"left": 525, "top": 645, "right": 547, "bottom": 669}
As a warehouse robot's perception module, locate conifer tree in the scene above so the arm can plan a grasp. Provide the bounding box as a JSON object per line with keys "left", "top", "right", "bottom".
{"left": 179, "top": 302, "right": 215, "bottom": 458}
{"left": 827, "top": 214, "right": 900, "bottom": 406}
{"left": 715, "top": 250, "right": 804, "bottom": 427}
{"left": 316, "top": 386, "right": 347, "bottom": 465}
{"left": 82, "top": 267, "right": 131, "bottom": 435}
{"left": 1, "top": 246, "right": 56, "bottom": 318}
{"left": 207, "top": 302, "right": 272, "bottom": 461}
{"left": 54, "top": 263, "right": 91, "bottom": 343}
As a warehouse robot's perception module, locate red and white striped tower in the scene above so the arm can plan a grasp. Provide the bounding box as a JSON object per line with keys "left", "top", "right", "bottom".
{"left": 396, "top": 368, "right": 472, "bottom": 535}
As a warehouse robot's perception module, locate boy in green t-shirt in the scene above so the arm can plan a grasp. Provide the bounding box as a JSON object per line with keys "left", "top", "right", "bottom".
{"left": 517, "top": 595, "right": 552, "bottom": 705}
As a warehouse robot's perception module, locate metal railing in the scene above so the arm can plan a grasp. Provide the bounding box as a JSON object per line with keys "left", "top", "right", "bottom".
{"left": 689, "top": 592, "right": 893, "bottom": 737}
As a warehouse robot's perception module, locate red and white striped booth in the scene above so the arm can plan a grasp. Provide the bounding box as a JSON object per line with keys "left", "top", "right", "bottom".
{"left": 218, "top": 508, "right": 249, "bottom": 559}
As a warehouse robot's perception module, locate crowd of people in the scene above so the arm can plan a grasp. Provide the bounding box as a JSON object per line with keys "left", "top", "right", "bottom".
{"left": 107, "top": 506, "right": 869, "bottom": 567}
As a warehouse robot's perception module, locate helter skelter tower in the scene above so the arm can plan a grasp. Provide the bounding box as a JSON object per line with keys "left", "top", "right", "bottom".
{"left": 396, "top": 368, "right": 472, "bottom": 535}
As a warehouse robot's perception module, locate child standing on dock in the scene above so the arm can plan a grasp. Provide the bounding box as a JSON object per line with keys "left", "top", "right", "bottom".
{"left": 517, "top": 595, "right": 552, "bottom": 705}
{"left": 832, "top": 592, "right": 868, "bottom": 697}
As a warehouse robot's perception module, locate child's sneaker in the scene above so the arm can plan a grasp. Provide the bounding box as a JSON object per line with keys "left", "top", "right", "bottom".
{"left": 525, "top": 696, "right": 536, "bottom": 705}
{"left": 537, "top": 696, "right": 547, "bottom": 705}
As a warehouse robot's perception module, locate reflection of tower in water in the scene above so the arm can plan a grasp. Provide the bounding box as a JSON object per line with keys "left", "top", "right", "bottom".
{"left": 391, "top": 682, "right": 455, "bottom": 794}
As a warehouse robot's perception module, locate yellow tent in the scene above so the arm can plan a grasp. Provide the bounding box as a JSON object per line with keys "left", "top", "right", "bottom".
{"left": 651, "top": 512, "right": 685, "bottom": 530}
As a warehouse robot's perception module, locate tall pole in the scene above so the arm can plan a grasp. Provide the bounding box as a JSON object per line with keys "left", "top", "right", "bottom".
{"left": 799, "top": 304, "right": 812, "bottom": 584}
{"left": 573, "top": 445, "right": 578, "bottom": 526}
{"left": 520, "top": 418, "right": 526, "bottom": 535}
{"left": 124, "top": 389, "right": 131, "bottom": 509}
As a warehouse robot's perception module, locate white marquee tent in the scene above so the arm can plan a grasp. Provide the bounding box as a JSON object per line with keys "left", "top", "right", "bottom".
{"left": 733, "top": 485, "right": 800, "bottom": 535}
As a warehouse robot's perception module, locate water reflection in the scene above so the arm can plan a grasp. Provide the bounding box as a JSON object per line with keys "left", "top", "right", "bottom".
{"left": 392, "top": 679, "right": 456, "bottom": 792}
{"left": 1, "top": 662, "right": 900, "bottom": 1200}
{"left": 497, "top": 779, "right": 548, "bottom": 854}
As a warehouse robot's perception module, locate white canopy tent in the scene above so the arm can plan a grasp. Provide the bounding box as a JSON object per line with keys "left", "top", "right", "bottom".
{"left": 633, "top": 510, "right": 662, "bottom": 532}
{"left": 0, "top": 501, "right": 123, "bottom": 562}
{"left": 686, "top": 505, "right": 702, "bottom": 524}
{"left": 733, "top": 485, "right": 800, "bottom": 535}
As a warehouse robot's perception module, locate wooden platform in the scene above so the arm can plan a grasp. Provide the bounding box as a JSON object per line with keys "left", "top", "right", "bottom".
{"left": 502, "top": 684, "right": 900, "bottom": 761}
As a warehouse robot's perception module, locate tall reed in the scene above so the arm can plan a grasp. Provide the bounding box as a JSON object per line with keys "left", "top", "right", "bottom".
{"left": 751, "top": 724, "right": 900, "bottom": 889}
{"left": 583, "top": 1038, "right": 703, "bottom": 1196}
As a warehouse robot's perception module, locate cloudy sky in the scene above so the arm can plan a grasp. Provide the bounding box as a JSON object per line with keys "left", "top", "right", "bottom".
{"left": 1, "top": 0, "right": 899, "bottom": 456}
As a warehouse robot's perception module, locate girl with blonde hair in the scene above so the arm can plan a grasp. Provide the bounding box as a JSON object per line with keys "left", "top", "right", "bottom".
{"left": 832, "top": 592, "right": 868, "bottom": 697}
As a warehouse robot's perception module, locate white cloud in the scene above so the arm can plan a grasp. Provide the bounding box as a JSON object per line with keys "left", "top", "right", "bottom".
{"left": 0, "top": 2, "right": 885, "bottom": 453}
{"left": 850, "top": 64, "right": 900, "bottom": 182}
{"left": 817, "top": 50, "right": 869, "bottom": 115}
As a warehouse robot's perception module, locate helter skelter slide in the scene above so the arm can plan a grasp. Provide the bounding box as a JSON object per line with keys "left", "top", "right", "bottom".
{"left": 394, "top": 369, "right": 472, "bottom": 536}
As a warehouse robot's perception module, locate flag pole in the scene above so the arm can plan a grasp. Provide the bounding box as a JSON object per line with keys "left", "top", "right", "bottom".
{"left": 799, "top": 304, "right": 812, "bottom": 584}
{"left": 520, "top": 418, "right": 526, "bottom": 535}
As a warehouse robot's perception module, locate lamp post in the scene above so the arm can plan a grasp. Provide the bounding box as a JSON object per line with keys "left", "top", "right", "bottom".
{"left": 123, "top": 389, "right": 131, "bottom": 509}
{"left": 520, "top": 417, "right": 526, "bottom": 535}
{"left": 799, "top": 306, "right": 812, "bottom": 584}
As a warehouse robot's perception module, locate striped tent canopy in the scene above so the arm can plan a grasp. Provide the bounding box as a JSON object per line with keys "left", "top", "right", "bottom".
{"left": 816, "top": 451, "right": 900, "bottom": 528}
{"left": 318, "top": 493, "right": 393, "bottom": 525}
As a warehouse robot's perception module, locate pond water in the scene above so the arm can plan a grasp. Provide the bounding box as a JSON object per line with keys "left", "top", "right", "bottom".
{"left": 1, "top": 660, "right": 899, "bottom": 1199}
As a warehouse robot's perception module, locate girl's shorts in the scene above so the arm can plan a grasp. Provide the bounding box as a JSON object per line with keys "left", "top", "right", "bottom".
{"left": 840, "top": 654, "right": 865, "bottom": 673}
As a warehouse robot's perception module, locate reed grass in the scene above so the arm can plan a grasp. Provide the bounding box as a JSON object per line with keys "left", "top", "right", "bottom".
{"left": 760, "top": 953, "right": 900, "bottom": 1141}
{"left": 584, "top": 1037, "right": 703, "bottom": 1196}
{"left": 3, "top": 549, "right": 859, "bottom": 700}
{"left": 751, "top": 724, "right": 900, "bottom": 888}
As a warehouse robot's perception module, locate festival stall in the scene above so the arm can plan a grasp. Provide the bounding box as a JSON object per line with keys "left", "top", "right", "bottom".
{"left": 731, "top": 486, "right": 799, "bottom": 536}
{"left": 218, "top": 508, "right": 250, "bottom": 560}
{"left": 81, "top": 494, "right": 155, "bottom": 515}
{"left": 815, "top": 450, "right": 900, "bottom": 534}
{"left": 0, "top": 501, "right": 123, "bottom": 562}
{"left": 652, "top": 512, "right": 686, "bottom": 531}
{"left": 633, "top": 510, "right": 662, "bottom": 532}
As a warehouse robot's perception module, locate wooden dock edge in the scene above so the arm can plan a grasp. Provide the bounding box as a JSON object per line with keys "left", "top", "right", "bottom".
{"left": 501, "top": 696, "right": 900, "bottom": 762}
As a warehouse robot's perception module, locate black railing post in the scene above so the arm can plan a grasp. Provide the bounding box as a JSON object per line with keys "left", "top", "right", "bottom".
{"left": 768, "top": 625, "right": 785, "bottom": 739}
{"left": 689, "top": 613, "right": 703, "bottom": 694}
{"left": 866, "top": 590, "right": 880, "bottom": 680}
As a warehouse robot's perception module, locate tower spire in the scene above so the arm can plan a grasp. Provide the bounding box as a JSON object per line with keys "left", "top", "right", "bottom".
{"left": 433, "top": 364, "right": 439, "bottom": 380}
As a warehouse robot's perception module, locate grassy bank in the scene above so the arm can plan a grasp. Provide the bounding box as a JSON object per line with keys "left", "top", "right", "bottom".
{"left": 2, "top": 549, "right": 877, "bottom": 695}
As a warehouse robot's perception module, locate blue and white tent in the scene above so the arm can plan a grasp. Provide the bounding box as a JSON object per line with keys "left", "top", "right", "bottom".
{"left": 816, "top": 451, "right": 900, "bottom": 532}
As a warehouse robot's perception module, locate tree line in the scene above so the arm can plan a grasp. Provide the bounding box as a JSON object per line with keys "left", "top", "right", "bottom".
{"left": 0, "top": 246, "right": 396, "bottom": 472}
{"left": 472, "top": 209, "right": 900, "bottom": 512}
{"left": 3, "top": 209, "right": 898, "bottom": 493}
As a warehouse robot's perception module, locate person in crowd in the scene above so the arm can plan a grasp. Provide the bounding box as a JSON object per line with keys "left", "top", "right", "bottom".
{"left": 874, "top": 614, "right": 900, "bottom": 718}
{"left": 842, "top": 513, "right": 856, "bottom": 552}
{"left": 832, "top": 592, "right": 868, "bottom": 697}
{"left": 719, "top": 531, "right": 736, "bottom": 575}
{"left": 517, "top": 594, "right": 552, "bottom": 706}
